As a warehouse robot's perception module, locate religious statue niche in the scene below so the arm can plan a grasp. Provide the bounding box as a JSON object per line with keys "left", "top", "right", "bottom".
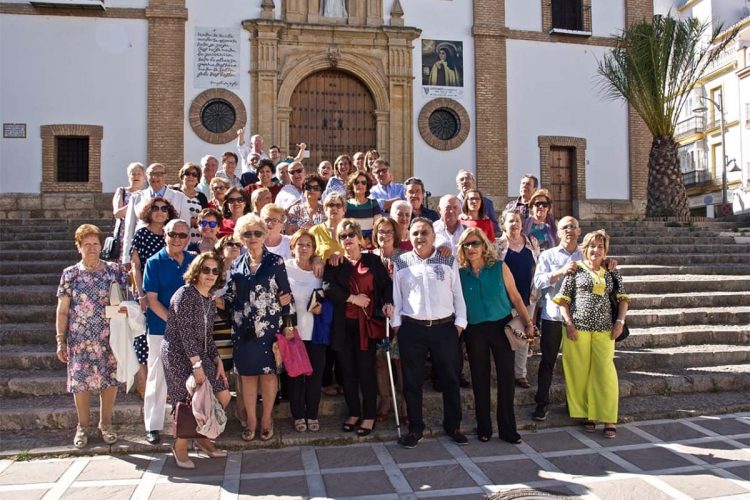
{"left": 322, "top": 0, "right": 347, "bottom": 18}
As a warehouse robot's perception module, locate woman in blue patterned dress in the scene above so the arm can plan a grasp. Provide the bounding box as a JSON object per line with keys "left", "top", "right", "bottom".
{"left": 56, "top": 224, "right": 129, "bottom": 449}
{"left": 226, "top": 213, "right": 294, "bottom": 442}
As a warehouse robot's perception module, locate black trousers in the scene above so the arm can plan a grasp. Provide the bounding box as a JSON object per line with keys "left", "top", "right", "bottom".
{"left": 399, "top": 320, "right": 462, "bottom": 436}
{"left": 464, "top": 316, "right": 519, "bottom": 443}
{"left": 287, "top": 341, "right": 327, "bottom": 420}
{"left": 534, "top": 319, "right": 564, "bottom": 407}
{"left": 336, "top": 319, "right": 377, "bottom": 420}
{"left": 322, "top": 346, "right": 343, "bottom": 387}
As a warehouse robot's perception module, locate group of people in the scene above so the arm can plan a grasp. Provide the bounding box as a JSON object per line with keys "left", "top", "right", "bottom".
{"left": 54, "top": 133, "right": 629, "bottom": 468}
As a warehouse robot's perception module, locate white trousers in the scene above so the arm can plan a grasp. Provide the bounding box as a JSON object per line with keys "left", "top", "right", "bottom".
{"left": 143, "top": 334, "right": 167, "bottom": 432}
{"left": 514, "top": 342, "right": 529, "bottom": 379}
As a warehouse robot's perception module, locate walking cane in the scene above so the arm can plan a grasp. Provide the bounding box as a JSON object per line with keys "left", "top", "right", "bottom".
{"left": 385, "top": 318, "right": 402, "bottom": 438}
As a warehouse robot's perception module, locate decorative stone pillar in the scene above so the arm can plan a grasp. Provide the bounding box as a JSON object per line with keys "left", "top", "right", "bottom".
{"left": 247, "top": 21, "right": 282, "bottom": 146}
{"left": 260, "top": 0, "right": 275, "bottom": 20}
{"left": 276, "top": 107, "right": 292, "bottom": 157}
{"left": 366, "top": 0, "right": 383, "bottom": 27}
{"left": 390, "top": 0, "right": 404, "bottom": 27}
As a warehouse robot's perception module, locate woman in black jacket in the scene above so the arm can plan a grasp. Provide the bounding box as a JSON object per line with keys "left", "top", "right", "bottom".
{"left": 323, "top": 219, "right": 393, "bottom": 436}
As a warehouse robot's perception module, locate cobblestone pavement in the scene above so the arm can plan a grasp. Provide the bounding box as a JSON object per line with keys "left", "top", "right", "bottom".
{"left": 0, "top": 413, "right": 748, "bottom": 500}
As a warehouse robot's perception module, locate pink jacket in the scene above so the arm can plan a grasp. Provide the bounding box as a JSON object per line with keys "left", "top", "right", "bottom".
{"left": 186, "top": 375, "right": 227, "bottom": 439}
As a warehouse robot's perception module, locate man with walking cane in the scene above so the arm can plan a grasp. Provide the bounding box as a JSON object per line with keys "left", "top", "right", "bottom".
{"left": 390, "top": 217, "right": 469, "bottom": 449}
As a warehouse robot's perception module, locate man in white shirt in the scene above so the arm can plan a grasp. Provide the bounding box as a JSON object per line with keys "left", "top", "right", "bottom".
{"left": 317, "top": 160, "right": 333, "bottom": 184}
{"left": 214, "top": 151, "right": 242, "bottom": 189}
{"left": 275, "top": 161, "right": 306, "bottom": 209}
{"left": 391, "top": 218, "right": 469, "bottom": 449}
{"left": 197, "top": 154, "right": 218, "bottom": 200}
{"left": 236, "top": 128, "right": 268, "bottom": 172}
{"left": 121, "top": 163, "right": 191, "bottom": 265}
{"left": 369, "top": 159, "right": 405, "bottom": 212}
{"left": 433, "top": 195, "right": 465, "bottom": 256}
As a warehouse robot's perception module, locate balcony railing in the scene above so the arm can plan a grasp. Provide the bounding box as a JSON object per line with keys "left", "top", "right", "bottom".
{"left": 675, "top": 116, "right": 706, "bottom": 137}
{"left": 706, "top": 45, "right": 737, "bottom": 74}
{"left": 682, "top": 169, "right": 716, "bottom": 186}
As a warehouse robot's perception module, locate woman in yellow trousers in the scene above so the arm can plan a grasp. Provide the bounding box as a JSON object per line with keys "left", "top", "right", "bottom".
{"left": 553, "top": 230, "right": 629, "bottom": 438}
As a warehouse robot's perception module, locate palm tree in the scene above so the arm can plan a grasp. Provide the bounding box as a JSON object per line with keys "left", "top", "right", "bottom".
{"left": 597, "top": 14, "right": 737, "bottom": 217}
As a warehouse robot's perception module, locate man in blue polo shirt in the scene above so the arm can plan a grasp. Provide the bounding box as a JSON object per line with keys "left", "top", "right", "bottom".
{"left": 142, "top": 219, "right": 195, "bottom": 444}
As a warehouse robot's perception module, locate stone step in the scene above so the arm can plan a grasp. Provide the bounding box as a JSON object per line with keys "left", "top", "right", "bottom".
{"left": 0, "top": 273, "right": 61, "bottom": 286}
{"left": 580, "top": 228, "right": 727, "bottom": 237}
{"left": 623, "top": 275, "right": 750, "bottom": 294}
{"left": 612, "top": 253, "right": 750, "bottom": 265}
{"left": 0, "top": 233, "right": 80, "bottom": 242}
{"left": 0, "top": 240, "right": 80, "bottom": 250}
{"left": 0, "top": 305, "right": 56, "bottom": 324}
{"left": 0, "top": 323, "right": 54, "bottom": 345}
{"left": 614, "top": 344, "right": 750, "bottom": 371}
{"left": 0, "top": 368, "right": 67, "bottom": 396}
{"left": 629, "top": 291, "right": 750, "bottom": 309}
{"left": 0, "top": 218, "right": 111, "bottom": 227}
{"left": 617, "top": 264, "right": 750, "bottom": 276}
{"left": 578, "top": 221, "right": 737, "bottom": 229}
{"left": 0, "top": 285, "right": 61, "bottom": 306}
{"left": 625, "top": 305, "right": 750, "bottom": 327}
{"left": 609, "top": 244, "right": 750, "bottom": 254}
{"left": 0, "top": 345, "right": 62, "bottom": 370}
{"left": 620, "top": 325, "right": 750, "bottom": 349}
{"left": 610, "top": 236, "right": 738, "bottom": 245}
{"left": 0, "top": 261, "right": 70, "bottom": 274}
{"left": 0, "top": 249, "right": 79, "bottom": 261}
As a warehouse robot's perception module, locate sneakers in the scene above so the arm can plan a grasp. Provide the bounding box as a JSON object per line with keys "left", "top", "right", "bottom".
{"left": 398, "top": 432, "right": 423, "bottom": 449}
{"left": 449, "top": 429, "right": 468, "bottom": 446}
{"left": 531, "top": 405, "right": 548, "bottom": 422}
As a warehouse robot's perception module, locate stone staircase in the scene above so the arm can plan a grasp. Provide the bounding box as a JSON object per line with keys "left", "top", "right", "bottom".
{"left": 0, "top": 218, "right": 748, "bottom": 457}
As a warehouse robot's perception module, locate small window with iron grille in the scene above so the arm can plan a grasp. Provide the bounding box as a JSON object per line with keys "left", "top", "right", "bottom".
{"left": 56, "top": 136, "right": 89, "bottom": 182}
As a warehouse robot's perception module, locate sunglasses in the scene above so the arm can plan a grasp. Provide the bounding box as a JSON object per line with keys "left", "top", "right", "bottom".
{"left": 326, "top": 202, "right": 344, "bottom": 209}
{"left": 212, "top": 185, "right": 227, "bottom": 191}
{"left": 534, "top": 201, "right": 550, "bottom": 208}
{"left": 225, "top": 241, "right": 243, "bottom": 248}
{"left": 242, "top": 230, "right": 265, "bottom": 239}
{"left": 290, "top": 169, "right": 304, "bottom": 175}
{"left": 561, "top": 224, "right": 579, "bottom": 231}
{"left": 151, "top": 205, "right": 169, "bottom": 213}
{"left": 461, "top": 240, "right": 483, "bottom": 249}
{"left": 167, "top": 232, "right": 189, "bottom": 239}
{"left": 183, "top": 171, "right": 200, "bottom": 178}
{"left": 338, "top": 232, "right": 357, "bottom": 241}
{"left": 353, "top": 180, "right": 368, "bottom": 186}
{"left": 227, "top": 197, "right": 246, "bottom": 204}
{"left": 467, "top": 197, "right": 482, "bottom": 202}
{"left": 200, "top": 266, "right": 221, "bottom": 276}
{"left": 199, "top": 220, "right": 218, "bottom": 228}
{"left": 304, "top": 185, "right": 322, "bottom": 192}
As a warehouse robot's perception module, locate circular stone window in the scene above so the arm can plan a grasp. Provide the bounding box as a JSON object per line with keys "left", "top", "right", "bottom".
{"left": 189, "top": 89, "right": 247, "bottom": 144}
{"left": 418, "top": 98, "right": 470, "bottom": 150}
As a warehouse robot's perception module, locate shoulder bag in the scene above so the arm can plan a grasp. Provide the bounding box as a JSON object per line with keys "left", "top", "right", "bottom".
{"left": 609, "top": 272, "right": 630, "bottom": 343}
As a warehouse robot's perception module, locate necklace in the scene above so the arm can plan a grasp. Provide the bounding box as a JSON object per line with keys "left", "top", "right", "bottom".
{"left": 81, "top": 259, "right": 102, "bottom": 271}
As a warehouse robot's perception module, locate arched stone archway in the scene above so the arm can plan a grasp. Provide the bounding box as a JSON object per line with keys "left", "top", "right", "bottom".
{"left": 243, "top": 18, "right": 420, "bottom": 181}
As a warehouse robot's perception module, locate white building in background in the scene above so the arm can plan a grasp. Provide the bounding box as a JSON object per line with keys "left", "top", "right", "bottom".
{"left": 0, "top": 0, "right": 730, "bottom": 219}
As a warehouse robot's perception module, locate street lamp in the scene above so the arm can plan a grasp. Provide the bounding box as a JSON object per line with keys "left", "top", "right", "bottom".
{"left": 693, "top": 94, "right": 728, "bottom": 204}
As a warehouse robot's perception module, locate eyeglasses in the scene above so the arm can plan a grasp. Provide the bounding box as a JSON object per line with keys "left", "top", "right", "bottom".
{"left": 374, "top": 169, "right": 388, "bottom": 175}
{"left": 467, "top": 197, "right": 482, "bottom": 202}
{"left": 461, "top": 240, "right": 483, "bottom": 249}
{"left": 264, "top": 217, "right": 281, "bottom": 225}
{"left": 290, "top": 169, "right": 304, "bottom": 175}
{"left": 410, "top": 230, "right": 430, "bottom": 237}
{"left": 199, "top": 220, "right": 218, "bottom": 228}
{"left": 242, "top": 230, "right": 265, "bottom": 239}
{"left": 225, "top": 241, "right": 243, "bottom": 248}
{"left": 326, "top": 202, "right": 344, "bottom": 209}
{"left": 167, "top": 232, "right": 189, "bottom": 239}
{"left": 561, "top": 223, "right": 579, "bottom": 231}
{"left": 227, "top": 197, "right": 245, "bottom": 204}
{"left": 200, "top": 266, "right": 221, "bottom": 276}
{"left": 338, "top": 232, "right": 357, "bottom": 241}
{"left": 304, "top": 185, "right": 322, "bottom": 192}
{"left": 377, "top": 229, "right": 394, "bottom": 236}
{"left": 151, "top": 205, "right": 169, "bottom": 213}
{"left": 534, "top": 201, "right": 550, "bottom": 208}
{"left": 353, "top": 180, "right": 368, "bottom": 186}
{"left": 183, "top": 171, "right": 200, "bottom": 178}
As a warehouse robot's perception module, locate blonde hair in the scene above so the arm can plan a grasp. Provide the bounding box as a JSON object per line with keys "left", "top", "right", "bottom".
{"left": 528, "top": 189, "right": 552, "bottom": 207}
{"left": 456, "top": 227, "right": 498, "bottom": 269}
{"left": 234, "top": 213, "right": 267, "bottom": 241}
{"left": 580, "top": 229, "right": 610, "bottom": 257}
{"left": 260, "top": 202, "right": 286, "bottom": 222}
{"left": 209, "top": 177, "right": 229, "bottom": 190}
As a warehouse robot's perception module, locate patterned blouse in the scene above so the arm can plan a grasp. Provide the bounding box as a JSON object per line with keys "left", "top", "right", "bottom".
{"left": 553, "top": 264, "right": 629, "bottom": 332}
{"left": 286, "top": 201, "right": 326, "bottom": 232}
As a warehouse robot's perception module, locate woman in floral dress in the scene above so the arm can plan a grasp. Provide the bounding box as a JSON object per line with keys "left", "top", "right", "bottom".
{"left": 56, "top": 224, "right": 129, "bottom": 449}
{"left": 226, "top": 213, "right": 294, "bottom": 442}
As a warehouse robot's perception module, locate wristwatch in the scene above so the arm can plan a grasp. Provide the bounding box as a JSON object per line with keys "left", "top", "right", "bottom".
{"left": 615, "top": 319, "right": 625, "bottom": 325}
{"left": 192, "top": 360, "right": 202, "bottom": 370}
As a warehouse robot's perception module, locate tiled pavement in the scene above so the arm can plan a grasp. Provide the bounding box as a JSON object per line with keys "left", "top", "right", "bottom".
{"left": 0, "top": 414, "right": 748, "bottom": 500}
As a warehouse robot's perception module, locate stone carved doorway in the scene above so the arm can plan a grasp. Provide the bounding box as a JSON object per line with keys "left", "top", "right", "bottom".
{"left": 289, "top": 70, "right": 377, "bottom": 168}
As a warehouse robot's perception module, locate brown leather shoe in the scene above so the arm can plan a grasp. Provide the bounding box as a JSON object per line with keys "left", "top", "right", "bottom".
{"left": 515, "top": 377, "right": 530, "bottom": 388}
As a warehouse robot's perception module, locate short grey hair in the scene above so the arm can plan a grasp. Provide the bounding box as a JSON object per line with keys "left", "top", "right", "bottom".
{"left": 390, "top": 200, "right": 412, "bottom": 218}
{"left": 275, "top": 162, "right": 290, "bottom": 177}
{"left": 234, "top": 213, "right": 267, "bottom": 241}
{"left": 200, "top": 155, "right": 217, "bottom": 168}
{"left": 165, "top": 219, "right": 189, "bottom": 233}
{"left": 455, "top": 169, "right": 474, "bottom": 181}
{"left": 127, "top": 162, "right": 145, "bottom": 177}
{"left": 146, "top": 163, "right": 165, "bottom": 175}
{"left": 439, "top": 194, "right": 459, "bottom": 210}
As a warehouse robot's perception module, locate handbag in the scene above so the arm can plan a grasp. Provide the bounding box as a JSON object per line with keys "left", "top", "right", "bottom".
{"left": 504, "top": 315, "right": 538, "bottom": 351}
{"left": 307, "top": 288, "right": 325, "bottom": 313}
{"left": 274, "top": 330, "right": 313, "bottom": 377}
{"left": 101, "top": 189, "right": 125, "bottom": 261}
{"left": 173, "top": 401, "right": 206, "bottom": 439}
{"left": 609, "top": 272, "right": 630, "bottom": 343}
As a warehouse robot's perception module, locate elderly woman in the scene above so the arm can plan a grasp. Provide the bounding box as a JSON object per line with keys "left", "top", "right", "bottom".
{"left": 286, "top": 174, "right": 326, "bottom": 235}
{"left": 370, "top": 217, "right": 406, "bottom": 423}
{"left": 228, "top": 213, "right": 294, "bottom": 442}
{"left": 390, "top": 200, "right": 413, "bottom": 251}
{"left": 251, "top": 187, "right": 273, "bottom": 216}
{"left": 553, "top": 230, "right": 629, "bottom": 439}
{"left": 323, "top": 219, "right": 393, "bottom": 436}
{"left": 496, "top": 210, "right": 540, "bottom": 389}
{"left": 219, "top": 187, "right": 250, "bottom": 238}
{"left": 245, "top": 159, "right": 281, "bottom": 201}
{"left": 322, "top": 154, "right": 352, "bottom": 200}
{"left": 285, "top": 230, "right": 326, "bottom": 432}
{"left": 189, "top": 208, "right": 223, "bottom": 254}
{"left": 208, "top": 177, "right": 230, "bottom": 211}
{"left": 460, "top": 188, "right": 495, "bottom": 241}
{"left": 261, "top": 203, "right": 291, "bottom": 259}
{"left": 113, "top": 162, "right": 147, "bottom": 259}
{"left": 176, "top": 163, "right": 209, "bottom": 244}
{"left": 523, "top": 189, "right": 558, "bottom": 252}
{"left": 162, "top": 252, "right": 231, "bottom": 469}
{"left": 345, "top": 171, "right": 381, "bottom": 246}
{"left": 142, "top": 219, "right": 196, "bottom": 445}
{"left": 309, "top": 192, "right": 346, "bottom": 261}
{"left": 457, "top": 228, "right": 532, "bottom": 444}
{"left": 56, "top": 224, "right": 129, "bottom": 448}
